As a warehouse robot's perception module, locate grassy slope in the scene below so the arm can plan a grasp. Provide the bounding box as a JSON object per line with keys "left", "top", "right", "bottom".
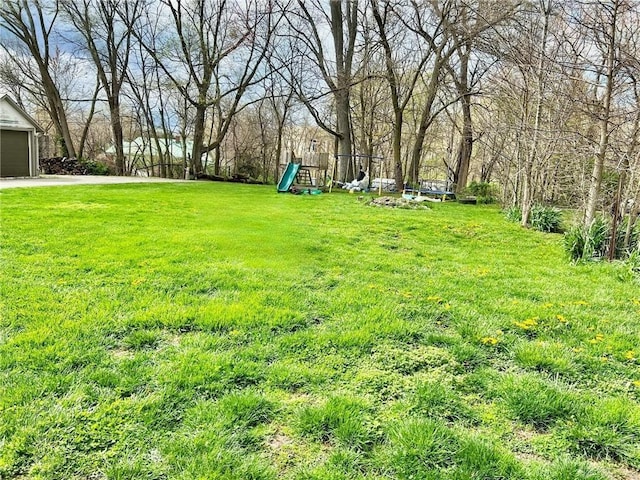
{"left": 0, "top": 182, "right": 639, "bottom": 479}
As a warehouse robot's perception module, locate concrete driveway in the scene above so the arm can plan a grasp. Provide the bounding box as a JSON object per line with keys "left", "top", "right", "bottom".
{"left": 0, "top": 175, "right": 189, "bottom": 189}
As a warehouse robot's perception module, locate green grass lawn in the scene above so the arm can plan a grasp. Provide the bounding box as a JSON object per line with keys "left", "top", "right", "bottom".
{"left": 1, "top": 182, "right": 639, "bottom": 479}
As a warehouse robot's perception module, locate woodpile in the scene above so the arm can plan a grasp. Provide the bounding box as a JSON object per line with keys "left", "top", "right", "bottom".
{"left": 39, "top": 157, "right": 88, "bottom": 175}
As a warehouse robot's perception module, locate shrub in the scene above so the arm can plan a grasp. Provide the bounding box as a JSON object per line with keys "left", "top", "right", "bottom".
{"left": 615, "top": 216, "right": 640, "bottom": 256}
{"left": 79, "top": 158, "right": 111, "bottom": 175}
{"left": 564, "top": 224, "right": 587, "bottom": 262}
{"left": 466, "top": 181, "right": 499, "bottom": 204}
{"left": 504, "top": 204, "right": 563, "bottom": 233}
{"left": 530, "top": 205, "right": 563, "bottom": 233}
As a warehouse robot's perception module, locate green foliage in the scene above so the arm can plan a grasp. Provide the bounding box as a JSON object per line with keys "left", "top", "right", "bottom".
{"left": 79, "top": 158, "right": 111, "bottom": 175}
{"left": 564, "top": 217, "right": 609, "bottom": 261}
{"left": 530, "top": 205, "right": 563, "bottom": 233}
{"left": 504, "top": 204, "right": 563, "bottom": 233}
{"left": 370, "top": 343, "right": 456, "bottom": 375}
{"left": 564, "top": 224, "right": 587, "bottom": 262}
{"left": 623, "top": 248, "right": 640, "bottom": 282}
{"left": 465, "top": 181, "right": 499, "bottom": 204}
{"left": 217, "top": 390, "right": 275, "bottom": 428}
{"left": 504, "top": 205, "right": 522, "bottom": 223}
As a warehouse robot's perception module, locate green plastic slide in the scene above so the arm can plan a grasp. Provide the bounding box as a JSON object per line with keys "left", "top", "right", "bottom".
{"left": 277, "top": 162, "right": 300, "bottom": 192}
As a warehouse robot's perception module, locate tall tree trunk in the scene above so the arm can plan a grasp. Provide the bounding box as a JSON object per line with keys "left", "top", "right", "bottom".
{"left": 78, "top": 79, "right": 100, "bottom": 159}
{"left": 453, "top": 41, "right": 473, "bottom": 194}
{"left": 454, "top": 91, "right": 473, "bottom": 193}
{"left": 408, "top": 66, "right": 443, "bottom": 186}
{"left": 109, "top": 96, "right": 126, "bottom": 175}
{"left": 392, "top": 110, "right": 404, "bottom": 191}
{"left": 335, "top": 89, "right": 353, "bottom": 181}
{"left": 584, "top": 1, "right": 619, "bottom": 227}
{"left": 330, "top": 0, "right": 354, "bottom": 181}
{"left": 522, "top": 0, "right": 552, "bottom": 227}
{"left": 191, "top": 104, "right": 206, "bottom": 175}
{"left": 45, "top": 80, "right": 77, "bottom": 158}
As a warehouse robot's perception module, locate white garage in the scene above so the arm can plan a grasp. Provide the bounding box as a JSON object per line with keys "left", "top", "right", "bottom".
{"left": 0, "top": 95, "right": 43, "bottom": 178}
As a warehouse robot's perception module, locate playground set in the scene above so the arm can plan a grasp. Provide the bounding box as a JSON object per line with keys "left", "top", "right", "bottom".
{"left": 276, "top": 151, "right": 328, "bottom": 194}
{"left": 277, "top": 152, "right": 455, "bottom": 201}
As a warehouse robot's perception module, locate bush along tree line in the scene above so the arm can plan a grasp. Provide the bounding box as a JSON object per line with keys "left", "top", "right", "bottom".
{"left": 1, "top": 2, "right": 639, "bottom": 212}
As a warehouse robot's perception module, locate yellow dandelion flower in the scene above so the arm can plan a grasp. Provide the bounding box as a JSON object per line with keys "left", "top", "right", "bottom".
{"left": 427, "top": 295, "right": 442, "bottom": 303}
{"left": 542, "top": 303, "right": 554, "bottom": 308}
{"left": 624, "top": 350, "right": 636, "bottom": 361}
{"left": 573, "top": 300, "right": 589, "bottom": 306}
{"left": 514, "top": 317, "right": 539, "bottom": 330}
{"left": 444, "top": 303, "right": 451, "bottom": 310}
{"left": 588, "top": 334, "right": 604, "bottom": 344}
{"left": 556, "top": 314, "right": 567, "bottom": 322}
{"left": 572, "top": 347, "right": 584, "bottom": 353}
{"left": 633, "top": 299, "right": 640, "bottom": 306}
{"left": 633, "top": 380, "right": 640, "bottom": 388}
{"left": 481, "top": 336, "right": 499, "bottom": 346}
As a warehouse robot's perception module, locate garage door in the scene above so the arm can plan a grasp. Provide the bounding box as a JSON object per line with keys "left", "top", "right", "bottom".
{"left": 1, "top": 130, "right": 30, "bottom": 177}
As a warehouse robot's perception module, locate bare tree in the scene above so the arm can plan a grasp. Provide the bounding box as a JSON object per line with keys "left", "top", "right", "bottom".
{"left": 370, "top": 0, "right": 437, "bottom": 190}
{"left": 275, "top": 0, "right": 359, "bottom": 181}
{"left": 0, "top": 0, "right": 77, "bottom": 157}
{"left": 519, "top": 0, "right": 553, "bottom": 226}
{"left": 61, "top": 0, "right": 144, "bottom": 175}
{"left": 577, "top": 0, "right": 627, "bottom": 227}
{"left": 130, "top": 0, "right": 279, "bottom": 177}
{"left": 444, "top": 1, "right": 522, "bottom": 194}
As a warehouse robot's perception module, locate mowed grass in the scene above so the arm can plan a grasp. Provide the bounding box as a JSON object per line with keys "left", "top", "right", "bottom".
{"left": 1, "top": 182, "right": 639, "bottom": 479}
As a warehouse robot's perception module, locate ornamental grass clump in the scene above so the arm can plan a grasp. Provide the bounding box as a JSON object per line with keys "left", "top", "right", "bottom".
{"left": 503, "top": 204, "right": 563, "bottom": 233}
{"left": 530, "top": 205, "right": 563, "bottom": 233}
{"left": 564, "top": 217, "right": 609, "bottom": 261}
